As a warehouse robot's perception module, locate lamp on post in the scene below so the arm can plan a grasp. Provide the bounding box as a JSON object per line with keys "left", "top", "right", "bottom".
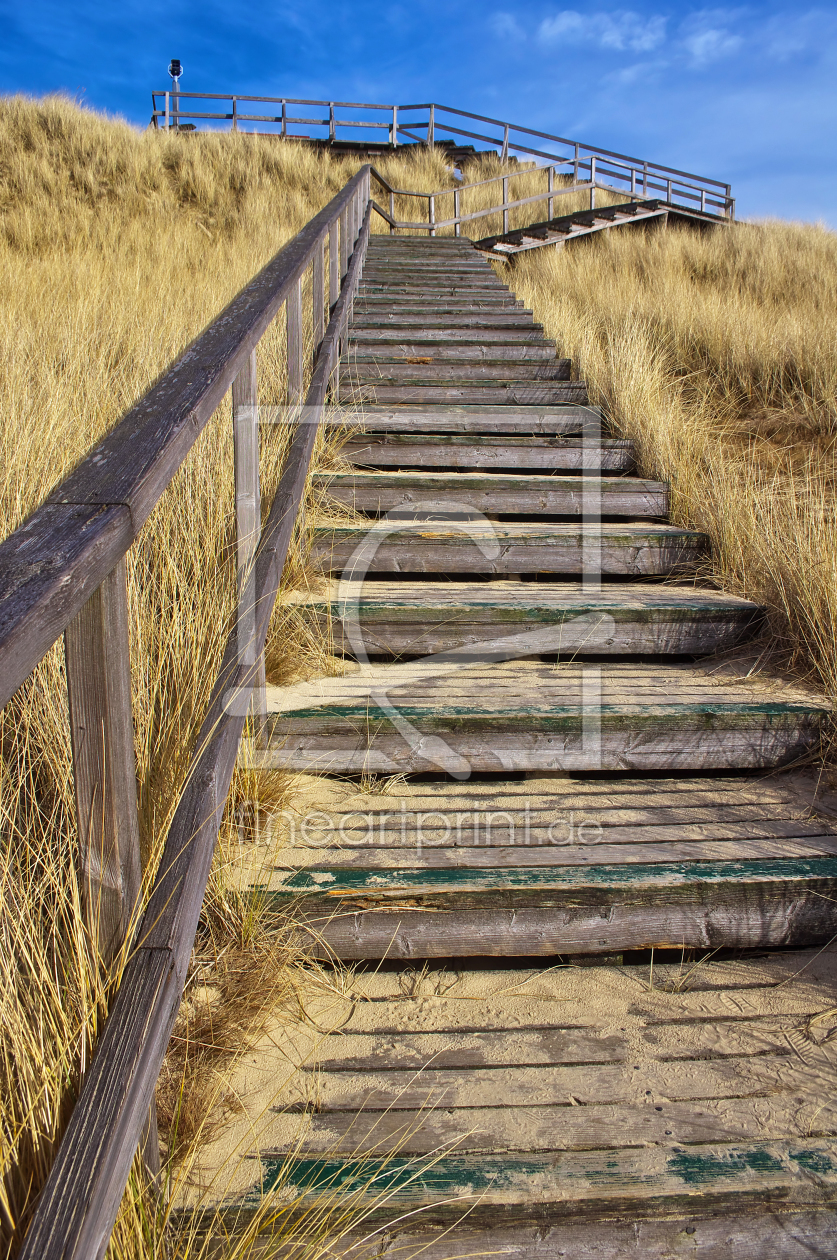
{"left": 168, "top": 59, "right": 183, "bottom": 130}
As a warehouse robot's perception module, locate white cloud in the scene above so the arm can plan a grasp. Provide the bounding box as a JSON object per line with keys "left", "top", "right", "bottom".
{"left": 538, "top": 9, "right": 667, "bottom": 53}
{"left": 679, "top": 9, "right": 746, "bottom": 64}
{"left": 489, "top": 11, "right": 526, "bottom": 41}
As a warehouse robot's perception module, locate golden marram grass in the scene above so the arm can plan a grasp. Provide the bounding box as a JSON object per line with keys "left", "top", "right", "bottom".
{"left": 2, "top": 92, "right": 837, "bottom": 1257}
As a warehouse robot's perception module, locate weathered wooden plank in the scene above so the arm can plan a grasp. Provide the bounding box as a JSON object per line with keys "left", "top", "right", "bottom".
{"left": 309, "top": 1026, "right": 627, "bottom": 1071}
{"left": 323, "top": 404, "right": 603, "bottom": 433}
{"left": 277, "top": 837, "right": 837, "bottom": 871}
{"left": 350, "top": 326, "right": 550, "bottom": 342}
{"left": 344, "top": 360, "right": 572, "bottom": 381}
{"left": 311, "top": 521, "right": 705, "bottom": 575}
{"left": 292, "top": 578, "right": 759, "bottom": 655}
{"left": 349, "top": 341, "right": 558, "bottom": 361}
{"left": 347, "top": 1211, "right": 837, "bottom": 1260}
{"left": 340, "top": 434, "right": 632, "bottom": 470}
{"left": 338, "top": 383, "right": 590, "bottom": 404}
{"left": 350, "top": 312, "right": 542, "bottom": 326}
{"left": 263, "top": 1095, "right": 837, "bottom": 1153}
{"left": 64, "top": 557, "right": 143, "bottom": 963}
{"left": 315, "top": 471, "right": 667, "bottom": 516}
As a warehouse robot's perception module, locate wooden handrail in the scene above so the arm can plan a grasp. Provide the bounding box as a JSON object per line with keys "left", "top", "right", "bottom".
{"left": 149, "top": 91, "right": 734, "bottom": 217}
{"left": 369, "top": 171, "right": 730, "bottom": 239}
{"left": 8, "top": 167, "right": 373, "bottom": 1260}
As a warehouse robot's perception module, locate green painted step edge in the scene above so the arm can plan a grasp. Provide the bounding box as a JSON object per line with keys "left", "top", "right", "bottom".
{"left": 248, "top": 1142, "right": 837, "bottom": 1207}
{"left": 260, "top": 856, "right": 837, "bottom": 896}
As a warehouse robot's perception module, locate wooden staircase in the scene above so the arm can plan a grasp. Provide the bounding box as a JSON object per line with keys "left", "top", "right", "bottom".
{"left": 228, "top": 234, "right": 837, "bottom": 1253}
{"left": 475, "top": 198, "right": 728, "bottom": 259}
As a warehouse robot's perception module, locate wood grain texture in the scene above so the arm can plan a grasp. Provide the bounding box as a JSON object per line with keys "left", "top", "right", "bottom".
{"left": 324, "top": 404, "right": 602, "bottom": 433}
{"left": 338, "top": 383, "right": 590, "bottom": 404}
{"left": 314, "top": 471, "right": 667, "bottom": 516}
{"left": 340, "top": 434, "right": 633, "bottom": 471}
{"left": 311, "top": 521, "right": 706, "bottom": 575}
{"left": 291, "top": 578, "right": 760, "bottom": 655}
{"left": 64, "top": 557, "right": 143, "bottom": 963}
{"left": 345, "top": 360, "right": 572, "bottom": 382}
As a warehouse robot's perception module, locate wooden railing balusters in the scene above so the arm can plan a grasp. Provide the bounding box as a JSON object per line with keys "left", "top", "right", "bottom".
{"left": 503, "top": 176, "right": 509, "bottom": 234}
{"left": 286, "top": 277, "right": 303, "bottom": 403}
{"left": 231, "top": 351, "right": 265, "bottom": 736}
{"left": 64, "top": 558, "right": 143, "bottom": 965}
{"left": 313, "top": 237, "right": 325, "bottom": 349}
{"left": 329, "top": 219, "right": 339, "bottom": 310}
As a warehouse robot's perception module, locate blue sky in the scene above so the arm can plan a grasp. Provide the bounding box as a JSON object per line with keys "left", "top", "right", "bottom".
{"left": 1, "top": 1, "right": 835, "bottom": 224}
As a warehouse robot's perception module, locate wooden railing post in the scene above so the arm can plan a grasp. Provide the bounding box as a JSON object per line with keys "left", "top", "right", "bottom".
{"left": 281, "top": 99, "right": 287, "bottom": 136}
{"left": 427, "top": 103, "right": 435, "bottom": 146}
{"left": 454, "top": 188, "right": 460, "bottom": 236}
{"left": 232, "top": 97, "right": 238, "bottom": 132}
{"left": 330, "top": 218, "right": 339, "bottom": 307}
{"left": 329, "top": 102, "right": 335, "bottom": 142}
{"left": 164, "top": 92, "right": 170, "bottom": 131}
{"left": 590, "top": 157, "right": 596, "bottom": 209}
{"left": 666, "top": 178, "right": 673, "bottom": 203}
{"left": 391, "top": 104, "right": 398, "bottom": 147}
{"left": 502, "top": 176, "right": 509, "bottom": 234}
{"left": 630, "top": 167, "right": 636, "bottom": 198}
{"left": 429, "top": 194, "right": 435, "bottom": 237}
{"left": 339, "top": 206, "right": 349, "bottom": 279}
{"left": 232, "top": 351, "right": 266, "bottom": 736}
{"left": 287, "top": 279, "right": 303, "bottom": 402}
{"left": 64, "top": 559, "right": 143, "bottom": 964}
{"left": 501, "top": 124, "right": 510, "bottom": 162}
{"left": 573, "top": 143, "right": 579, "bottom": 183}
{"left": 313, "top": 237, "right": 325, "bottom": 350}
{"left": 548, "top": 166, "right": 554, "bottom": 220}
{"left": 389, "top": 189, "right": 395, "bottom": 234}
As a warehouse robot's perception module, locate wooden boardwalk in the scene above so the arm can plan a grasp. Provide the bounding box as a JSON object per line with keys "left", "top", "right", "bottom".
{"left": 215, "top": 234, "right": 837, "bottom": 1251}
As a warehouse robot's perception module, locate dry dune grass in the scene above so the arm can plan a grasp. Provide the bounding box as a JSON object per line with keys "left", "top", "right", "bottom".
{"left": 510, "top": 220, "right": 837, "bottom": 709}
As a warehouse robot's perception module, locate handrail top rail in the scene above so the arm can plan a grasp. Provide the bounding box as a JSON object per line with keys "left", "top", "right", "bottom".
{"left": 151, "top": 90, "right": 396, "bottom": 110}
{"left": 0, "top": 167, "right": 371, "bottom": 714}
{"left": 370, "top": 162, "right": 722, "bottom": 205}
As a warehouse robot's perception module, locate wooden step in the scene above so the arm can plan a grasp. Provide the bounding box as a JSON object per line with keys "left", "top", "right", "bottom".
{"left": 340, "top": 433, "right": 632, "bottom": 469}
{"left": 350, "top": 326, "right": 550, "bottom": 343}
{"left": 354, "top": 297, "right": 525, "bottom": 310}
{"left": 314, "top": 472, "right": 667, "bottom": 516}
{"left": 344, "top": 359, "right": 571, "bottom": 381}
{"left": 286, "top": 580, "right": 761, "bottom": 656}
{"left": 337, "top": 382, "right": 589, "bottom": 404}
{"left": 323, "top": 404, "right": 604, "bottom": 434}
{"left": 350, "top": 312, "right": 541, "bottom": 326}
{"left": 181, "top": 946, "right": 837, "bottom": 1248}
{"left": 348, "top": 341, "right": 558, "bottom": 360}
{"left": 258, "top": 660, "right": 827, "bottom": 776}
{"left": 311, "top": 521, "right": 703, "bottom": 575}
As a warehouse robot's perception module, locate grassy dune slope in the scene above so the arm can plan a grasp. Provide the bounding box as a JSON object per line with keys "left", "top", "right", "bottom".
{"left": 511, "top": 221, "right": 837, "bottom": 709}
